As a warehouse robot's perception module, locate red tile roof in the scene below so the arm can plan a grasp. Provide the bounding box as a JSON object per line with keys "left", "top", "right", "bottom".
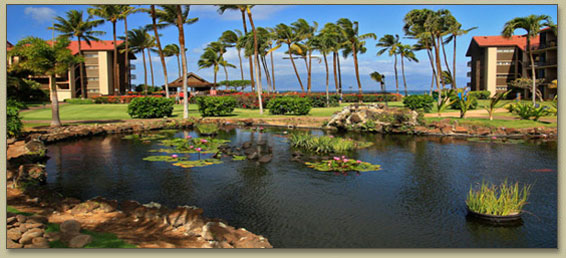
{"left": 471, "top": 34, "right": 540, "bottom": 51}
{"left": 67, "top": 40, "right": 124, "bottom": 55}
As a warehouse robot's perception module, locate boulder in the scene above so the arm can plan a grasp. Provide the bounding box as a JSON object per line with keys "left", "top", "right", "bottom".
{"left": 68, "top": 234, "right": 93, "bottom": 248}
{"left": 7, "top": 239, "right": 23, "bottom": 248}
{"left": 7, "top": 228, "right": 22, "bottom": 241}
{"left": 60, "top": 220, "right": 81, "bottom": 235}
{"left": 31, "top": 237, "right": 50, "bottom": 248}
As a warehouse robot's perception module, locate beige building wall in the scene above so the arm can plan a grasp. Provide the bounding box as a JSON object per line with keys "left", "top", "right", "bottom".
{"left": 98, "top": 51, "right": 113, "bottom": 95}
{"left": 483, "top": 47, "right": 497, "bottom": 96}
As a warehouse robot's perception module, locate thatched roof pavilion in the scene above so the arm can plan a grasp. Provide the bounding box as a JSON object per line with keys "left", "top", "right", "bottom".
{"left": 168, "top": 72, "right": 216, "bottom": 92}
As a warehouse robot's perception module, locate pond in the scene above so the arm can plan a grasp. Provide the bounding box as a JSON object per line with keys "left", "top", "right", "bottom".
{"left": 44, "top": 127, "right": 557, "bottom": 248}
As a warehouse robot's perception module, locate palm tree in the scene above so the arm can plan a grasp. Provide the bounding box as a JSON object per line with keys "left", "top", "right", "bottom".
{"left": 241, "top": 28, "right": 275, "bottom": 93}
{"left": 147, "top": 40, "right": 156, "bottom": 89}
{"left": 51, "top": 10, "right": 104, "bottom": 99}
{"left": 337, "top": 18, "right": 376, "bottom": 95}
{"left": 117, "top": 5, "right": 140, "bottom": 91}
{"left": 376, "top": 34, "right": 401, "bottom": 95}
{"left": 154, "top": 5, "right": 199, "bottom": 119}
{"left": 220, "top": 30, "right": 245, "bottom": 80}
{"left": 272, "top": 23, "right": 305, "bottom": 92}
{"left": 398, "top": 44, "right": 419, "bottom": 96}
{"left": 292, "top": 18, "right": 318, "bottom": 93}
{"left": 370, "top": 71, "right": 387, "bottom": 107}
{"left": 198, "top": 48, "right": 236, "bottom": 88}
{"left": 320, "top": 23, "right": 345, "bottom": 96}
{"left": 266, "top": 27, "right": 277, "bottom": 92}
{"left": 147, "top": 5, "right": 170, "bottom": 98}
{"left": 217, "top": 5, "right": 255, "bottom": 91}
{"left": 207, "top": 41, "right": 230, "bottom": 83}
{"left": 444, "top": 25, "right": 477, "bottom": 90}
{"left": 88, "top": 5, "right": 125, "bottom": 95}
{"left": 246, "top": 5, "right": 264, "bottom": 114}
{"left": 120, "top": 28, "right": 154, "bottom": 94}
{"left": 502, "top": 14, "right": 555, "bottom": 105}
{"left": 163, "top": 43, "right": 181, "bottom": 78}
{"left": 9, "top": 37, "right": 81, "bottom": 127}
{"left": 312, "top": 32, "right": 333, "bottom": 106}
{"left": 413, "top": 38, "right": 437, "bottom": 95}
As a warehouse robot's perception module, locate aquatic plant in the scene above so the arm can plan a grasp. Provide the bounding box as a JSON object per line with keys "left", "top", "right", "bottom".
{"left": 160, "top": 137, "right": 229, "bottom": 153}
{"left": 288, "top": 133, "right": 372, "bottom": 154}
{"left": 466, "top": 180, "right": 532, "bottom": 216}
{"left": 232, "top": 155, "right": 246, "bottom": 161}
{"left": 305, "top": 156, "right": 381, "bottom": 173}
{"left": 122, "top": 133, "right": 169, "bottom": 141}
{"left": 172, "top": 159, "right": 223, "bottom": 168}
{"left": 195, "top": 123, "right": 219, "bottom": 135}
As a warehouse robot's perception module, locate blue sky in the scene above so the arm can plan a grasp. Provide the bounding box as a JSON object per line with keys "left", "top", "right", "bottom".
{"left": 7, "top": 4, "right": 557, "bottom": 92}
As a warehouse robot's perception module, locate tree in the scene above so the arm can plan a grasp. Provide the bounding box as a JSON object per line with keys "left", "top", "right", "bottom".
{"left": 9, "top": 37, "right": 82, "bottom": 127}
{"left": 246, "top": 5, "right": 264, "bottom": 114}
{"left": 320, "top": 22, "right": 345, "bottom": 96}
{"left": 398, "top": 44, "right": 419, "bottom": 96}
{"left": 484, "top": 90, "right": 511, "bottom": 120}
{"left": 147, "top": 5, "right": 171, "bottom": 98}
{"left": 444, "top": 24, "right": 477, "bottom": 90}
{"left": 198, "top": 48, "right": 235, "bottom": 88}
{"left": 163, "top": 43, "right": 181, "bottom": 78}
{"left": 337, "top": 18, "right": 376, "bottom": 95}
{"left": 207, "top": 41, "right": 230, "bottom": 83}
{"left": 88, "top": 5, "right": 126, "bottom": 95}
{"left": 120, "top": 28, "right": 154, "bottom": 94}
{"left": 313, "top": 32, "right": 333, "bottom": 106}
{"left": 377, "top": 34, "right": 401, "bottom": 95}
{"left": 117, "top": 5, "right": 141, "bottom": 91}
{"left": 413, "top": 38, "right": 437, "bottom": 95}
{"left": 271, "top": 23, "right": 305, "bottom": 92}
{"left": 154, "top": 5, "right": 199, "bottom": 119}
{"left": 51, "top": 10, "right": 104, "bottom": 99}
{"left": 292, "top": 18, "right": 318, "bottom": 93}
{"left": 370, "top": 71, "right": 387, "bottom": 106}
{"left": 217, "top": 5, "right": 255, "bottom": 91}
{"left": 220, "top": 30, "right": 245, "bottom": 80}
{"left": 502, "top": 14, "right": 555, "bottom": 105}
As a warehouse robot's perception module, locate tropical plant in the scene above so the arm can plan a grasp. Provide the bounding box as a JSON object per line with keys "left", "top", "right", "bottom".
{"left": 484, "top": 90, "right": 511, "bottom": 120}
{"left": 271, "top": 23, "right": 305, "bottom": 92}
{"left": 220, "top": 29, "right": 245, "bottom": 80}
{"left": 117, "top": 5, "right": 140, "bottom": 91}
{"left": 120, "top": 28, "right": 155, "bottom": 94}
{"left": 245, "top": 5, "right": 264, "bottom": 114}
{"left": 508, "top": 78, "right": 545, "bottom": 102}
{"left": 198, "top": 47, "right": 236, "bottom": 88}
{"left": 9, "top": 36, "right": 82, "bottom": 127}
{"left": 146, "top": 5, "right": 171, "bottom": 98}
{"left": 369, "top": 71, "right": 386, "bottom": 93}
{"left": 320, "top": 22, "right": 346, "bottom": 97}
{"left": 403, "top": 95, "right": 434, "bottom": 113}
{"left": 398, "top": 44, "right": 419, "bottom": 96}
{"left": 456, "top": 92, "right": 476, "bottom": 118}
{"left": 305, "top": 156, "right": 381, "bottom": 173}
{"left": 50, "top": 10, "right": 104, "bottom": 99}
{"left": 195, "top": 123, "right": 219, "bottom": 135}
{"left": 502, "top": 15, "right": 556, "bottom": 106}
{"left": 377, "top": 34, "right": 401, "bottom": 95}
{"left": 435, "top": 90, "right": 456, "bottom": 117}
{"left": 337, "top": 18, "right": 377, "bottom": 95}
{"left": 444, "top": 24, "right": 477, "bottom": 89}
{"left": 288, "top": 133, "right": 372, "bottom": 154}
{"left": 313, "top": 30, "right": 334, "bottom": 106}
{"left": 292, "top": 18, "right": 319, "bottom": 93}
{"left": 7, "top": 102, "right": 23, "bottom": 137}
{"left": 163, "top": 43, "right": 182, "bottom": 78}
{"left": 466, "top": 180, "right": 531, "bottom": 216}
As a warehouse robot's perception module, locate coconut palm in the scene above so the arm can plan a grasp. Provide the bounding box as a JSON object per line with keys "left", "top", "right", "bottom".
{"left": 87, "top": 5, "right": 126, "bottom": 95}
{"left": 220, "top": 29, "right": 245, "bottom": 80}
{"left": 369, "top": 71, "right": 386, "bottom": 92}
{"left": 292, "top": 19, "right": 318, "bottom": 93}
{"left": 376, "top": 34, "right": 401, "bottom": 95}
{"left": 242, "top": 28, "right": 277, "bottom": 93}
{"left": 217, "top": 5, "right": 255, "bottom": 91}
{"left": 117, "top": 5, "right": 140, "bottom": 91}
{"left": 198, "top": 48, "right": 236, "bottom": 89}
{"left": 245, "top": 5, "right": 264, "bottom": 114}
{"left": 154, "top": 5, "right": 198, "bottom": 119}
{"left": 271, "top": 23, "right": 305, "bottom": 92}
{"left": 312, "top": 32, "right": 333, "bottom": 106}
{"left": 444, "top": 25, "right": 477, "bottom": 90}
{"left": 207, "top": 41, "right": 231, "bottom": 84}
{"left": 413, "top": 38, "right": 437, "bottom": 95}
{"left": 120, "top": 28, "right": 154, "bottom": 94}
{"left": 146, "top": 5, "right": 171, "bottom": 98}
{"left": 9, "top": 37, "right": 82, "bottom": 127}
{"left": 320, "top": 23, "right": 345, "bottom": 96}
{"left": 51, "top": 10, "right": 104, "bottom": 99}
{"left": 502, "top": 14, "right": 555, "bottom": 105}
{"left": 337, "top": 18, "right": 376, "bottom": 95}
{"left": 398, "top": 44, "right": 419, "bottom": 96}
{"left": 163, "top": 43, "right": 181, "bottom": 78}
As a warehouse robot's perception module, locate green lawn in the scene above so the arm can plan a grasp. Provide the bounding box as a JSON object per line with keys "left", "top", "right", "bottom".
{"left": 424, "top": 117, "right": 556, "bottom": 129}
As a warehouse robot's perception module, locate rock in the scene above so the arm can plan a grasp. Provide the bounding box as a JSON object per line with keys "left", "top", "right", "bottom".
{"left": 68, "top": 234, "right": 93, "bottom": 248}
{"left": 19, "top": 224, "right": 29, "bottom": 233}
{"left": 7, "top": 216, "right": 16, "bottom": 224}
{"left": 7, "top": 239, "right": 23, "bottom": 248}
{"left": 31, "top": 237, "right": 50, "bottom": 248}
{"left": 439, "top": 125, "right": 453, "bottom": 134}
{"left": 19, "top": 229, "right": 44, "bottom": 244}
{"left": 44, "top": 231, "right": 61, "bottom": 242}
{"left": 60, "top": 220, "right": 81, "bottom": 235}
{"left": 71, "top": 201, "right": 100, "bottom": 215}
{"left": 16, "top": 214, "right": 27, "bottom": 223}
{"left": 24, "top": 140, "right": 46, "bottom": 154}
{"left": 453, "top": 126, "right": 468, "bottom": 134}
{"left": 25, "top": 223, "right": 45, "bottom": 229}
{"left": 28, "top": 215, "right": 48, "bottom": 224}
{"left": 258, "top": 154, "right": 273, "bottom": 163}
{"left": 7, "top": 228, "right": 22, "bottom": 241}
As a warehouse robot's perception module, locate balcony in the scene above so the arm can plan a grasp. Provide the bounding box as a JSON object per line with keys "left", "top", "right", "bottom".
{"left": 130, "top": 64, "right": 136, "bottom": 70}
{"left": 130, "top": 74, "right": 137, "bottom": 80}
{"left": 466, "top": 72, "right": 471, "bottom": 77}
{"left": 528, "top": 58, "right": 557, "bottom": 68}
{"left": 467, "top": 61, "right": 471, "bottom": 67}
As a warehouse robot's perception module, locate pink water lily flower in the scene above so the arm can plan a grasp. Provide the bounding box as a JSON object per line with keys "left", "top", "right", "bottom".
{"left": 341, "top": 156, "right": 346, "bottom": 159}
{"left": 200, "top": 139, "right": 208, "bottom": 143}
{"left": 343, "top": 159, "right": 349, "bottom": 162}
{"left": 186, "top": 135, "right": 192, "bottom": 139}
{"left": 329, "top": 135, "right": 334, "bottom": 138}
{"left": 356, "top": 160, "right": 362, "bottom": 164}
{"left": 171, "top": 154, "right": 178, "bottom": 158}
{"left": 491, "top": 136, "right": 497, "bottom": 140}
{"left": 333, "top": 157, "right": 340, "bottom": 161}
{"left": 195, "top": 148, "right": 202, "bottom": 152}
{"left": 189, "top": 145, "right": 194, "bottom": 149}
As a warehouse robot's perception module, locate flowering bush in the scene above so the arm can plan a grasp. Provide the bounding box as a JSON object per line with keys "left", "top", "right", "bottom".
{"left": 305, "top": 156, "right": 381, "bottom": 173}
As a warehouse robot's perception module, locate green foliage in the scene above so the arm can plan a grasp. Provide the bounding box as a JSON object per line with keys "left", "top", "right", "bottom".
{"left": 7, "top": 206, "right": 34, "bottom": 216}
{"left": 267, "top": 96, "right": 312, "bottom": 115}
{"left": 232, "top": 155, "right": 246, "bottom": 161}
{"left": 484, "top": 90, "right": 511, "bottom": 120}
{"left": 195, "top": 123, "right": 219, "bottom": 135}
{"left": 172, "top": 159, "right": 223, "bottom": 168}
{"left": 122, "top": 133, "right": 169, "bottom": 141}
{"left": 160, "top": 137, "right": 230, "bottom": 154}
{"left": 402, "top": 95, "right": 434, "bottom": 112}
{"left": 127, "top": 97, "right": 174, "bottom": 118}
{"left": 307, "top": 94, "right": 340, "bottom": 107}
{"left": 305, "top": 156, "right": 381, "bottom": 173}
{"left": 466, "top": 180, "right": 531, "bottom": 216}
{"left": 7, "top": 102, "right": 23, "bottom": 137}
{"left": 64, "top": 98, "right": 94, "bottom": 104}
{"left": 435, "top": 94, "right": 457, "bottom": 116}
{"left": 7, "top": 76, "right": 49, "bottom": 103}
{"left": 451, "top": 95, "right": 478, "bottom": 110}
{"left": 195, "top": 96, "right": 237, "bottom": 117}
{"left": 469, "top": 90, "right": 491, "bottom": 100}
{"left": 288, "top": 133, "right": 372, "bottom": 154}
{"left": 511, "top": 102, "right": 551, "bottom": 121}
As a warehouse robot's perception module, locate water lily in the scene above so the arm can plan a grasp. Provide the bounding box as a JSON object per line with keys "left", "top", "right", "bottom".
{"left": 329, "top": 135, "right": 335, "bottom": 138}
{"left": 200, "top": 139, "right": 208, "bottom": 143}
{"left": 189, "top": 145, "right": 194, "bottom": 149}
{"left": 356, "top": 160, "right": 362, "bottom": 164}
{"left": 186, "top": 135, "right": 192, "bottom": 139}
{"left": 343, "top": 159, "right": 349, "bottom": 162}
{"left": 195, "top": 148, "right": 202, "bottom": 152}
{"left": 491, "top": 136, "right": 497, "bottom": 140}
{"left": 171, "top": 154, "right": 178, "bottom": 158}
{"left": 333, "top": 156, "right": 340, "bottom": 161}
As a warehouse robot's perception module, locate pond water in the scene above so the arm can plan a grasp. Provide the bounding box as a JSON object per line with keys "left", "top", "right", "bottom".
{"left": 44, "top": 128, "right": 557, "bottom": 248}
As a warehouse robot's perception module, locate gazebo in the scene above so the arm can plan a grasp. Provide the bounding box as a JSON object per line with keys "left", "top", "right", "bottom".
{"left": 168, "top": 72, "right": 216, "bottom": 94}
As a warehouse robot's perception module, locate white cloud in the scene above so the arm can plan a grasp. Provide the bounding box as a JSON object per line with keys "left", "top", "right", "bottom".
{"left": 191, "top": 5, "right": 290, "bottom": 21}
{"left": 24, "top": 7, "right": 56, "bottom": 23}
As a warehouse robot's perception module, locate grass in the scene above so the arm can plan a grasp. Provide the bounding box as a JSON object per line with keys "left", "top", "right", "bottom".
{"left": 195, "top": 123, "right": 219, "bottom": 135}
{"left": 466, "top": 180, "right": 531, "bottom": 216}
{"left": 7, "top": 205, "right": 34, "bottom": 216}
{"left": 288, "top": 133, "right": 372, "bottom": 154}
{"left": 424, "top": 117, "right": 556, "bottom": 129}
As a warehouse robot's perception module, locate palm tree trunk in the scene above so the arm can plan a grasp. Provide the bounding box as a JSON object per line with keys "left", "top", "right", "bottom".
{"left": 237, "top": 49, "right": 244, "bottom": 80}
{"left": 176, "top": 5, "right": 189, "bottom": 119}
{"left": 124, "top": 16, "right": 131, "bottom": 91}
{"left": 147, "top": 49, "right": 155, "bottom": 88}
{"left": 77, "top": 38, "right": 87, "bottom": 99}
{"left": 452, "top": 36, "right": 457, "bottom": 89}
{"left": 401, "top": 55, "right": 408, "bottom": 96}
{"left": 141, "top": 48, "right": 148, "bottom": 94}
{"left": 352, "top": 43, "right": 363, "bottom": 96}
{"left": 288, "top": 43, "right": 305, "bottom": 93}
{"left": 307, "top": 50, "right": 313, "bottom": 93}
{"left": 426, "top": 47, "right": 436, "bottom": 95}
{"left": 332, "top": 52, "right": 338, "bottom": 94}
{"left": 247, "top": 7, "right": 263, "bottom": 114}
{"left": 394, "top": 54, "right": 399, "bottom": 95}
{"left": 176, "top": 54, "right": 181, "bottom": 78}
{"left": 49, "top": 74, "right": 62, "bottom": 127}
{"left": 323, "top": 53, "right": 329, "bottom": 107}
{"left": 261, "top": 56, "right": 271, "bottom": 94}
{"left": 112, "top": 21, "right": 119, "bottom": 96}
{"left": 441, "top": 40, "right": 454, "bottom": 89}
{"left": 527, "top": 38, "right": 536, "bottom": 105}
{"left": 241, "top": 9, "right": 254, "bottom": 92}
{"left": 151, "top": 5, "right": 170, "bottom": 98}
{"left": 337, "top": 52, "right": 343, "bottom": 100}
{"left": 433, "top": 36, "right": 444, "bottom": 105}
{"left": 270, "top": 49, "right": 275, "bottom": 92}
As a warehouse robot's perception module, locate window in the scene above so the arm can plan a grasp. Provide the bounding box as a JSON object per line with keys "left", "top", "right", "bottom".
{"left": 87, "top": 77, "right": 99, "bottom": 81}
{"left": 496, "top": 86, "right": 508, "bottom": 91}
{"left": 497, "top": 49, "right": 514, "bottom": 53}
{"left": 497, "top": 61, "right": 514, "bottom": 66}
{"left": 86, "top": 65, "right": 98, "bottom": 70}
{"left": 84, "top": 53, "right": 98, "bottom": 58}
{"left": 496, "top": 74, "right": 508, "bottom": 78}
{"left": 87, "top": 89, "right": 100, "bottom": 93}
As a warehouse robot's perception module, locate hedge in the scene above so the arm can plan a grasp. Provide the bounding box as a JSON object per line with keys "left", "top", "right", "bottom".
{"left": 402, "top": 95, "right": 435, "bottom": 113}
{"left": 127, "top": 97, "right": 174, "bottom": 118}
{"left": 267, "top": 96, "right": 312, "bottom": 115}
{"left": 195, "top": 96, "right": 237, "bottom": 117}
{"left": 7, "top": 100, "right": 23, "bottom": 137}
{"left": 64, "top": 99, "right": 94, "bottom": 104}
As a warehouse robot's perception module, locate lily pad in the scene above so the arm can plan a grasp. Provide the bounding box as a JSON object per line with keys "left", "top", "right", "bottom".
{"left": 143, "top": 155, "right": 180, "bottom": 162}
{"left": 232, "top": 155, "right": 246, "bottom": 161}
{"left": 305, "top": 159, "right": 381, "bottom": 173}
{"left": 123, "top": 134, "right": 169, "bottom": 141}
{"left": 172, "top": 159, "right": 223, "bottom": 168}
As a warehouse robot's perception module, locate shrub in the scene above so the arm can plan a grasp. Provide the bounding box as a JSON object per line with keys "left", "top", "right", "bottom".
{"left": 402, "top": 95, "right": 434, "bottom": 112}
{"left": 466, "top": 180, "right": 531, "bottom": 216}
{"left": 450, "top": 95, "right": 478, "bottom": 110}
{"left": 195, "top": 96, "right": 237, "bottom": 117}
{"left": 64, "top": 98, "right": 94, "bottom": 104}
{"left": 7, "top": 98, "right": 28, "bottom": 110}
{"left": 307, "top": 94, "right": 340, "bottom": 107}
{"left": 511, "top": 102, "right": 551, "bottom": 121}
{"left": 7, "top": 102, "right": 23, "bottom": 137}
{"left": 127, "top": 97, "right": 174, "bottom": 118}
{"left": 469, "top": 90, "right": 491, "bottom": 100}
{"left": 267, "top": 96, "right": 312, "bottom": 115}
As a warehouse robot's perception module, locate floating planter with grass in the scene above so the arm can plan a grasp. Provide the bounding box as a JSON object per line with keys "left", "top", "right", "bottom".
{"left": 305, "top": 156, "right": 381, "bottom": 174}
{"left": 122, "top": 133, "right": 169, "bottom": 142}
{"left": 160, "top": 137, "right": 230, "bottom": 154}
{"left": 466, "top": 180, "right": 532, "bottom": 223}
{"left": 143, "top": 154, "right": 224, "bottom": 169}
{"left": 195, "top": 123, "right": 219, "bottom": 136}
{"left": 288, "top": 133, "right": 372, "bottom": 154}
